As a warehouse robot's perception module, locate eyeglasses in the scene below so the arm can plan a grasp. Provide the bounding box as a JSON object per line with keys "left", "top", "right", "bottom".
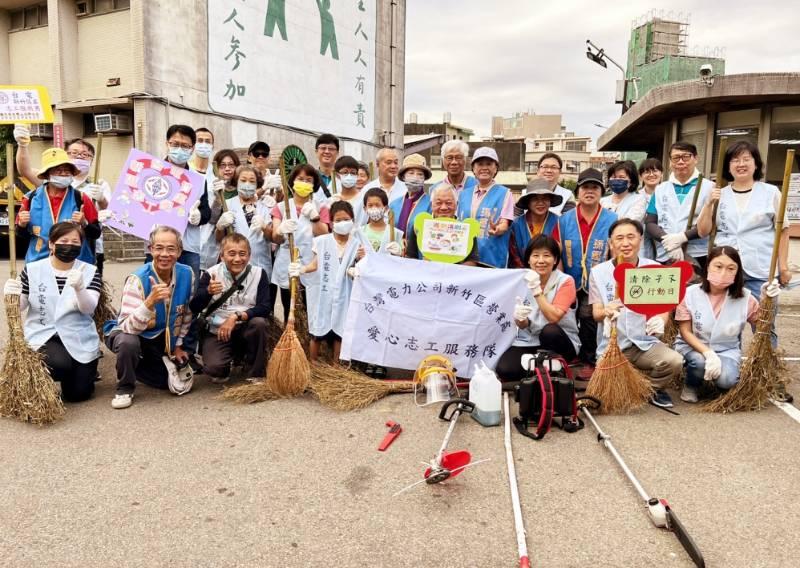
{"left": 251, "top": 151, "right": 269, "bottom": 158}
{"left": 168, "top": 142, "right": 193, "bottom": 151}
{"left": 538, "top": 165, "right": 561, "bottom": 171}
{"left": 670, "top": 153, "right": 694, "bottom": 163}
{"left": 642, "top": 169, "right": 661, "bottom": 175}
{"left": 219, "top": 162, "right": 237, "bottom": 169}
{"left": 151, "top": 245, "right": 180, "bottom": 254}
{"left": 317, "top": 145, "right": 338, "bottom": 153}
{"left": 67, "top": 150, "right": 93, "bottom": 160}
{"left": 444, "top": 155, "right": 465, "bottom": 163}
{"left": 730, "top": 157, "right": 755, "bottom": 165}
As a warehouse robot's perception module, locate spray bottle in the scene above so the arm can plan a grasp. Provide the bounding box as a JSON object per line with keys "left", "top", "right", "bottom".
{"left": 469, "top": 361, "right": 501, "bottom": 426}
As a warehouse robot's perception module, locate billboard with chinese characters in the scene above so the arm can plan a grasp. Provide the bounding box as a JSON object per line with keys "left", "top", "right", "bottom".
{"left": 208, "top": 0, "right": 376, "bottom": 141}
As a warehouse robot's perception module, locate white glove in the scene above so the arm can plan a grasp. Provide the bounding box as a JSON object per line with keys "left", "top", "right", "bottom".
{"left": 278, "top": 218, "right": 298, "bottom": 235}
{"left": 602, "top": 305, "right": 621, "bottom": 338}
{"left": 84, "top": 183, "right": 104, "bottom": 202}
{"left": 386, "top": 241, "right": 402, "bottom": 256}
{"left": 524, "top": 270, "right": 542, "bottom": 296}
{"left": 260, "top": 194, "right": 277, "bottom": 209}
{"left": 661, "top": 232, "right": 688, "bottom": 252}
{"left": 66, "top": 269, "right": 85, "bottom": 291}
{"left": 250, "top": 214, "right": 264, "bottom": 232}
{"left": 98, "top": 209, "right": 113, "bottom": 223}
{"left": 513, "top": 296, "right": 533, "bottom": 322}
{"left": 212, "top": 178, "right": 226, "bottom": 193}
{"left": 301, "top": 201, "right": 318, "bottom": 220}
{"left": 13, "top": 124, "right": 30, "bottom": 147}
{"left": 263, "top": 170, "right": 282, "bottom": 192}
{"left": 3, "top": 278, "right": 22, "bottom": 296}
{"left": 703, "top": 351, "right": 722, "bottom": 381}
{"left": 288, "top": 261, "right": 302, "bottom": 278}
{"left": 188, "top": 202, "right": 201, "bottom": 225}
{"left": 347, "top": 266, "right": 360, "bottom": 279}
{"left": 763, "top": 278, "right": 781, "bottom": 298}
{"left": 645, "top": 316, "right": 665, "bottom": 337}
{"left": 326, "top": 195, "right": 342, "bottom": 207}
{"left": 666, "top": 246, "right": 684, "bottom": 262}
{"left": 216, "top": 211, "right": 234, "bottom": 230}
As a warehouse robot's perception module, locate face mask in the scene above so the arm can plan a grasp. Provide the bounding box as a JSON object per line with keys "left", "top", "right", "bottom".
{"left": 333, "top": 220, "right": 354, "bottom": 235}
{"left": 340, "top": 174, "right": 357, "bottom": 189}
{"left": 72, "top": 158, "right": 92, "bottom": 176}
{"left": 405, "top": 180, "right": 424, "bottom": 193}
{"left": 49, "top": 175, "right": 73, "bottom": 189}
{"left": 194, "top": 142, "right": 213, "bottom": 159}
{"left": 293, "top": 180, "right": 314, "bottom": 197}
{"left": 53, "top": 243, "right": 81, "bottom": 263}
{"left": 238, "top": 183, "right": 257, "bottom": 198}
{"left": 609, "top": 178, "right": 629, "bottom": 194}
{"left": 367, "top": 207, "right": 385, "bottom": 222}
{"left": 707, "top": 272, "right": 735, "bottom": 288}
{"left": 168, "top": 146, "right": 192, "bottom": 165}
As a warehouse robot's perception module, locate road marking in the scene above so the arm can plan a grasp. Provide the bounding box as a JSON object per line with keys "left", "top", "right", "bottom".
{"left": 772, "top": 399, "right": 800, "bottom": 424}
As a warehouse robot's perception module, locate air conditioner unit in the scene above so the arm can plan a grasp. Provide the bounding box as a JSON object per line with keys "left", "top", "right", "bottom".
{"left": 94, "top": 113, "right": 132, "bottom": 134}
{"left": 76, "top": 1, "right": 91, "bottom": 16}
{"left": 29, "top": 123, "right": 54, "bottom": 139}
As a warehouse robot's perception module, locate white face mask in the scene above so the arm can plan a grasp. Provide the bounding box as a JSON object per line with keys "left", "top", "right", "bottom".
{"left": 367, "top": 207, "right": 385, "bottom": 222}
{"left": 404, "top": 173, "right": 425, "bottom": 184}
{"left": 333, "top": 219, "right": 354, "bottom": 235}
{"left": 340, "top": 174, "right": 357, "bottom": 189}
{"left": 195, "top": 142, "right": 214, "bottom": 159}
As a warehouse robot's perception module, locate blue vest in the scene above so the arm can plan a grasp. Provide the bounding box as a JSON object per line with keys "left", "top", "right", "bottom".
{"left": 25, "top": 185, "right": 94, "bottom": 264}
{"left": 510, "top": 212, "right": 559, "bottom": 261}
{"left": 388, "top": 192, "right": 431, "bottom": 234}
{"left": 104, "top": 262, "right": 193, "bottom": 352}
{"left": 558, "top": 207, "right": 617, "bottom": 291}
{"left": 456, "top": 183, "right": 511, "bottom": 268}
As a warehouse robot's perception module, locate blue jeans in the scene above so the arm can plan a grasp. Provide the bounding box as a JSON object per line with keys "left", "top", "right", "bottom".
{"left": 743, "top": 276, "right": 777, "bottom": 348}
{"left": 683, "top": 350, "right": 740, "bottom": 390}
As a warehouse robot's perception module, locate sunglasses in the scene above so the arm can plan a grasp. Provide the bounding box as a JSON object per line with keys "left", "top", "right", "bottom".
{"left": 252, "top": 151, "right": 269, "bottom": 158}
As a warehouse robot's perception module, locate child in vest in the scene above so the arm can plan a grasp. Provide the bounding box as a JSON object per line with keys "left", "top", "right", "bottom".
{"left": 674, "top": 246, "right": 779, "bottom": 403}
{"left": 289, "top": 201, "right": 360, "bottom": 362}
{"left": 496, "top": 235, "right": 580, "bottom": 381}
{"left": 4, "top": 221, "right": 102, "bottom": 402}
{"left": 356, "top": 187, "right": 404, "bottom": 259}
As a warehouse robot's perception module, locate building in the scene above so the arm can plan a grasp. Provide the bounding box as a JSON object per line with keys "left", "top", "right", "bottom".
{"left": 524, "top": 132, "right": 592, "bottom": 180}
{"left": 0, "top": 0, "right": 406, "bottom": 184}
{"left": 404, "top": 113, "right": 474, "bottom": 168}
{"left": 491, "top": 111, "right": 561, "bottom": 140}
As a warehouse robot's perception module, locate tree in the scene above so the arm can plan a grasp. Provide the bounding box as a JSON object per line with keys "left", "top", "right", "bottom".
{"left": 0, "top": 126, "right": 13, "bottom": 179}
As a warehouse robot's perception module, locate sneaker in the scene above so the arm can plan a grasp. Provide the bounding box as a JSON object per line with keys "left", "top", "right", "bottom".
{"left": 112, "top": 393, "right": 134, "bottom": 409}
{"left": 210, "top": 375, "right": 230, "bottom": 385}
{"left": 651, "top": 389, "right": 674, "bottom": 408}
{"left": 680, "top": 385, "right": 699, "bottom": 403}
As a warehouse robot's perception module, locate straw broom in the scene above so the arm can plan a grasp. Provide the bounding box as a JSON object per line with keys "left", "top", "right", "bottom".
{"left": 309, "top": 362, "right": 413, "bottom": 411}
{"left": 586, "top": 256, "right": 654, "bottom": 413}
{"left": 0, "top": 143, "right": 64, "bottom": 424}
{"left": 705, "top": 149, "right": 794, "bottom": 413}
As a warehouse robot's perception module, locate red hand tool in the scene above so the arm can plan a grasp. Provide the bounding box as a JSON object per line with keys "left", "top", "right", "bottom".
{"left": 378, "top": 420, "right": 402, "bottom": 451}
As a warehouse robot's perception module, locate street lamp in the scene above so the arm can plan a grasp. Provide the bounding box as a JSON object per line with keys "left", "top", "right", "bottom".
{"left": 586, "top": 39, "right": 638, "bottom": 114}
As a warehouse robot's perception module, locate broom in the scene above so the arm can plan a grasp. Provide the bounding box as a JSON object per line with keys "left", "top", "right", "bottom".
{"left": 705, "top": 149, "right": 794, "bottom": 413}
{"left": 706, "top": 138, "right": 729, "bottom": 257}
{"left": 586, "top": 256, "right": 654, "bottom": 413}
{"left": 309, "top": 362, "right": 413, "bottom": 411}
{"left": 0, "top": 143, "right": 64, "bottom": 424}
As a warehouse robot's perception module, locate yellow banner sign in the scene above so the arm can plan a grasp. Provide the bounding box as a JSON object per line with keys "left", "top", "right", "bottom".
{"left": 0, "top": 85, "right": 54, "bottom": 124}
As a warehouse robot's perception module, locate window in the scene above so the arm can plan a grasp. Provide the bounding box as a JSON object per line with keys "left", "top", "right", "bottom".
{"left": 525, "top": 161, "right": 538, "bottom": 173}
{"left": 9, "top": 4, "right": 48, "bottom": 31}
{"left": 430, "top": 156, "right": 442, "bottom": 169}
{"left": 767, "top": 106, "right": 800, "bottom": 187}
{"left": 565, "top": 160, "right": 580, "bottom": 174}
{"left": 76, "top": 0, "right": 131, "bottom": 17}
{"left": 565, "top": 141, "right": 586, "bottom": 152}
{"left": 711, "top": 109, "right": 761, "bottom": 177}
{"left": 545, "top": 142, "right": 554, "bottom": 152}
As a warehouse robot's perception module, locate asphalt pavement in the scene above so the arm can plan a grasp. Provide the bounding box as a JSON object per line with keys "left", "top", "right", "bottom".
{"left": 1, "top": 260, "right": 799, "bottom": 568}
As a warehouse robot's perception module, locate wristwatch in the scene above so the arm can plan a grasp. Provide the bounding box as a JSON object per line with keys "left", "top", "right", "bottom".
{"left": 235, "top": 311, "right": 244, "bottom": 321}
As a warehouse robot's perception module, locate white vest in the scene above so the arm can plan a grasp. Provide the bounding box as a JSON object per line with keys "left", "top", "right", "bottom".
{"left": 674, "top": 284, "right": 751, "bottom": 360}
{"left": 512, "top": 269, "right": 580, "bottom": 353}
{"left": 715, "top": 182, "right": 778, "bottom": 279}
{"left": 601, "top": 192, "right": 641, "bottom": 219}
{"left": 591, "top": 258, "right": 659, "bottom": 357}
{"left": 271, "top": 199, "right": 319, "bottom": 290}
{"left": 550, "top": 185, "right": 573, "bottom": 216}
{"left": 204, "top": 263, "right": 265, "bottom": 334}
{"left": 308, "top": 234, "right": 360, "bottom": 337}
{"left": 356, "top": 224, "right": 404, "bottom": 254}
{"left": 24, "top": 258, "right": 101, "bottom": 363}
{"left": 226, "top": 196, "right": 273, "bottom": 279}
{"left": 653, "top": 178, "right": 713, "bottom": 261}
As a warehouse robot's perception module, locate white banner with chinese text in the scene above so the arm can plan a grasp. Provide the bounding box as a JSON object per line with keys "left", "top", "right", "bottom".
{"left": 208, "top": 0, "right": 376, "bottom": 141}
{"left": 340, "top": 255, "right": 529, "bottom": 374}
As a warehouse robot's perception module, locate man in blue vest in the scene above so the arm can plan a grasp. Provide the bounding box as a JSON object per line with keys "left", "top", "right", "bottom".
{"left": 555, "top": 168, "right": 617, "bottom": 368}
{"left": 105, "top": 226, "right": 195, "bottom": 409}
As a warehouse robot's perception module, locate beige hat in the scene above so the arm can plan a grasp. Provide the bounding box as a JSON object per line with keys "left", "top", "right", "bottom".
{"left": 398, "top": 153, "right": 432, "bottom": 181}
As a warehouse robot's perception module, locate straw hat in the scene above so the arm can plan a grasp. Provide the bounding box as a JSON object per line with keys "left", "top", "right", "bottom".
{"left": 398, "top": 153, "right": 432, "bottom": 180}
{"left": 516, "top": 178, "right": 564, "bottom": 210}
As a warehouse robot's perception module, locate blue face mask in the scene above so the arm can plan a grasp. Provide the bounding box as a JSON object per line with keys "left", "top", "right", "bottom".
{"left": 609, "top": 178, "right": 629, "bottom": 194}
{"left": 168, "top": 146, "right": 193, "bottom": 165}
{"left": 340, "top": 174, "right": 357, "bottom": 189}
{"left": 194, "top": 142, "right": 213, "bottom": 159}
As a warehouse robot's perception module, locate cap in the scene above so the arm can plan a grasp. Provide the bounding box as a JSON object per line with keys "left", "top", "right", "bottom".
{"left": 576, "top": 168, "right": 604, "bottom": 189}
{"left": 516, "top": 178, "right": 564, "bottom": 210}
{"left": 37, "top": 148, "right": 79, "bottom": 179}
{"left": 248, "top": 141, "right": 270, "bottom": 156}
{"left": 470, "top": 146, "right": 500, "bottom": 166}
{"left": 399, "top": 153, "right": 432, "bottom": 180}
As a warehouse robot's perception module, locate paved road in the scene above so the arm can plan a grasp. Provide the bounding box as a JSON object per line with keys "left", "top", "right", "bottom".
{"left": 0, "top": 261, "right": 799, "bottom": 567}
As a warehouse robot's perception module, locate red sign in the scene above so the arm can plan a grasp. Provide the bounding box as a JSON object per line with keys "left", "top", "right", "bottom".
{"left": 53, "top": 123, "right": 64, "bottom": 149}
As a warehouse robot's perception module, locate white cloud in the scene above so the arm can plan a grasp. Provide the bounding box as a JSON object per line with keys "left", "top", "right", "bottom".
{"left": 405, "top": 0, "right": 800, "bottom": 142}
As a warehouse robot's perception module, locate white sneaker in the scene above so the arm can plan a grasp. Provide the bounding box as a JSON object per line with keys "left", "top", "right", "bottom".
{"left": 680, "top": 385, "right": 699, "bottom": 403}
{"left": 111, "top": 393, "right": 134, "bottom": 409}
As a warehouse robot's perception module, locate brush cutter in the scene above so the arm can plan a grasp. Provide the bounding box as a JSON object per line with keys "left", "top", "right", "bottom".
{"left": 425, "top": 399, "right": 476, "bottom": 483}
{"left": 578, "top": 398, "right": 705, "bottom": 567}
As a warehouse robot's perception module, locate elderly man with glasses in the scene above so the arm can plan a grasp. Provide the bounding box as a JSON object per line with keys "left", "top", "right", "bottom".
{"left": 644, "top": 141, "right": 713, "bottom": 271}
{"left": 430, "top": 140, "right": 478, "bottom": 196}
{"left": 536, "top": 152, "right": 576, "bottom": 215}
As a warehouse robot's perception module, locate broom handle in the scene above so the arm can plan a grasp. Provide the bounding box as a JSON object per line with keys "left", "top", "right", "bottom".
{"left": 388, "top": 208, "right": 396, "bottom": 243}
{"left": 331, "top": 170, "right": 337, "bottom": 196}
{"left": 369, "top": 161, "right": 375, "bottom": 181}
{"left": 6, "top": 143, "right": 17, "bottom": 279}
{"left": 685, "top": 173, "right": 703, "bottom": 232}
{"left": 91, "top": 132, "right": 104, "bottom": 184}
{"left": 707, "top": 137, "right": 728, "bottom": 256}
{"left": 279, "top": 156, "right": 299, "bottom": 321}
{"left": 770, "top": 149, "right": 795, "bottom": 281}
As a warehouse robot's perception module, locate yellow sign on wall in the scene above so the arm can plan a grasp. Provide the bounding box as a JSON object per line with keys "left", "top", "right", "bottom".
{"left": 0, "top": 85, "right": 54, "bottom": 124}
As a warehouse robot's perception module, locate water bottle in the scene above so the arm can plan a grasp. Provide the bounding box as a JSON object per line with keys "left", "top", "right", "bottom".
{"left": 469, "top": 361, "right": 501, "bottom": 427}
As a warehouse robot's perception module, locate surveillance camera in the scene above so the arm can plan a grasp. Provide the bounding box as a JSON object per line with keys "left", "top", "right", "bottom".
{"left": 700, "top": 64, "right": 713, "bottom": 77}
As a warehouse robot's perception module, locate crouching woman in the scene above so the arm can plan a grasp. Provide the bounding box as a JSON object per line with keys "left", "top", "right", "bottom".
{"left": 3, "top": 221, "right": 102, "bottom": 401}
{"left": 496, "top": 235, "right": 580, "bottom": 381}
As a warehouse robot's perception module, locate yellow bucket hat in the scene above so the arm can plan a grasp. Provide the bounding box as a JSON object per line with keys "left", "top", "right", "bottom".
{"left": 37, "top": 147, "right": 79, "bottom": 179}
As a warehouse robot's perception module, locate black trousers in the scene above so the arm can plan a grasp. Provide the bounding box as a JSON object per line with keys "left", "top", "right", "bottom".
{"left": 39, "top": 335, "right": 98, "bottom": 402}
{"left": 106, "top": 332, "right": 169, "bottom": 394}
{"left": 279, "top": 286, "right": 307, "bottom": 324}
{"left": 576, "top": 290, "right": 597, "bottom": 365}
{"left": 495, "top": 323, "right": 578, "bottom": 381}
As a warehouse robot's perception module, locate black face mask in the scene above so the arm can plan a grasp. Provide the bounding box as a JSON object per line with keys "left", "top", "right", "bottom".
{"left": 53, "top": 244, "right": 81, "bottom": 263}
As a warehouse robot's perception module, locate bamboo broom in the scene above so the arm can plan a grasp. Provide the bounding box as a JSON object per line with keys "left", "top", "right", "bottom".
{"left": 706, "top": 137, "right": 729, "bottom": 256}
{"left": 0, "top": 143, "right": 64, "bottom": 424}
{"left": 705, "top": 149, "right": 794, "bottom": 413}
{"left": 585, "top": 255, "right": 654, "bottom": 413}
{"left": 87, "top": 133, "right": 115, "bottom": 335}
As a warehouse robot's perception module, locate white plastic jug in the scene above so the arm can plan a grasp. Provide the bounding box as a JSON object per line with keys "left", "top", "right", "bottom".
{"left": 469, "top": 361, "right": 501, "bottom": 427}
